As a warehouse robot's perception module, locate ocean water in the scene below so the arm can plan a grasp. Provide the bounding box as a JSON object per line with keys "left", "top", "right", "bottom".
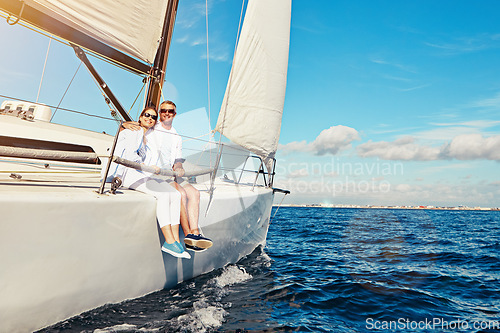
{"left": 38, "top": 207, "right": 500, "bottom": 332}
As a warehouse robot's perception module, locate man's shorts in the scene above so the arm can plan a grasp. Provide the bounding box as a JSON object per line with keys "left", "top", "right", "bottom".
{"left": 174, "top": 176, "right": 190, "bottom": 186}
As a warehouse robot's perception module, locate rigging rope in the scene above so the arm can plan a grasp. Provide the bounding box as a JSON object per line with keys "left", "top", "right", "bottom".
{"left": 216, "top": 0, "right": 246, "bottom": 140}
{"left": 270, "top": 193, "right": 288, "bottom": 223}
{"left": 79, "top": 61, "right": 121, "bottom": 121}
{"left": 205, "top": 0, "right": 214, "bottom": 171}
{"left": 205, "top": 0, "right": 247, "bottom": 215}
{"left": 205, "top": 0, "right": 211, "bottom": 134}
{"left": 209, "top": 1, "right": 246, "bottom": 171}
{"left": 6, "top": 1, "right": 24, "bottom": 25}
{"left": 128, "top": 78, "right": 148, "bottom": 120}
{"left": 158, "top": 78, "right": 166, "bottom": 105}
{"left": 37, "top": 39, "right": 51, "bottom": 103}
{"left": 50, "top": 62, "right": 82, "bottom": 122}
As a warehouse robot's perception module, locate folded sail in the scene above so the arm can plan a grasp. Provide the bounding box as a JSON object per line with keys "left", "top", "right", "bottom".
{"left": 215, "top": 0, "right": 291, "bottom": 165}
{"left": 16, "top": 0, "right": 170, "bottom": 64}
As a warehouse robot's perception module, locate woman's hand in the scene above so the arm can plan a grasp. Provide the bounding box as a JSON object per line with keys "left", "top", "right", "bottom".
{"left": 121, "top": 121, "right": 141, "bottom": 131}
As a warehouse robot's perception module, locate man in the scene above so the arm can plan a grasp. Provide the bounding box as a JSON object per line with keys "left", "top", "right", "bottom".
{"left": 147, "top": 101, "right": 212, "bottom": 252}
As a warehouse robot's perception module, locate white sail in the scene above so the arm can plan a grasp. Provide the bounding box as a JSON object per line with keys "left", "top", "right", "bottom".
{"left": 215, "top": 0, "right": 291, "bottom": 165}
{"left": 23, "top": 0, "right": 170, "bottom": 64}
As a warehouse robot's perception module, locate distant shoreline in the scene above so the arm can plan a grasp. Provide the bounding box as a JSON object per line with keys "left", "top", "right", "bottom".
{"left": 274, "top": 204, "right": 500, "bottom": 211}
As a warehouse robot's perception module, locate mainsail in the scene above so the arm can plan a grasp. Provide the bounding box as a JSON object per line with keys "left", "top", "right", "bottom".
{"left": 215, "top": 0, "right": 291, "bottom": 166}
{"left": 0, "top": 0, "right": 173, "bottom": 73}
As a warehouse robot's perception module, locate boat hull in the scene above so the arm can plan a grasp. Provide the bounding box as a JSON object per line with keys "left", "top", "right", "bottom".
{"left": 0, "top": 179, "right": 273, "bottom": 333}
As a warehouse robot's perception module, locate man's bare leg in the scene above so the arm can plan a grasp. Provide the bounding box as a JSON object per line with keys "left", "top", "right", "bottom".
{"left": 171, "top": 180, "right": 212, "bottom": 249}
{"left": 183, "top": 183, "right": 200, "bottom": 234}
{"left": 171, "top": 182, "right": 191, "bottom": 236}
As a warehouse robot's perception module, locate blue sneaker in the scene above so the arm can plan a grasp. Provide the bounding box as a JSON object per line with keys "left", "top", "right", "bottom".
{"left": 161, "top": 241, "right": 191, "bottom": 259}
{"left": 184, "top": 234, "right": 213, "bottom": 249}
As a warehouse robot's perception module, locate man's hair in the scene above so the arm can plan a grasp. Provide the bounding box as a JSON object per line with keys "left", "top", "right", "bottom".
{"left": 160, "top": 100, "right": 176, "bottom": 109}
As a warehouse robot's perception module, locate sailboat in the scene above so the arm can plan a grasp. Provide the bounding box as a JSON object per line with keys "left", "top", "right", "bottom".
{"left": 0, "top": 0, "right": 291, "bottom": 332}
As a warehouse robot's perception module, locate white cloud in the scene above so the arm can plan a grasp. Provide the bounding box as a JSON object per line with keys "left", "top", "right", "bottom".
{"left": 397, "top": 83, "right": 432, "bottom": 92}
{"left": 441, "top": 134, "right": 500, "bottom": 160}
{"left": 419, "top": 163, "right": 475, "bottom": 174}
{"left": 382, "top": 75, "right": 413, "bottom": 82}
{"left": 414, "top": 126, "right": 481, "bottom": 141}
{"left": 394, "top": 184, "right": 412, "bottom": 192}
{"left": 175, "top": 2, "right": 207, "bottom": 29}
{"left": 425, "top": 33, "right": 500, "bottom": 55}
{"left": 201, "top": 47, "right": 230, "bottom": 62}
{"left": 414, "top": 120, "right": 500, "bottom": 141}
{"left": 280, "top": 125, "right": 360, "bottom": 156}
{"left": 287, "top": 168, "right": 309, "bottom": 179}
{"left": 430, "top": 120, "right": 500, "bottom": 129}
{"left": 357, "top": 134, "right": 500, "bottom": 161}
{"left": 357, "top": 136, "right": 441, "bottom": 161}
{"left": 173, "top": 1, "right": 230, "bottom": 62}
{"left": 468, "top": 92, "right": 500, "bottom": 108}
{"left": 313, "top": 125, "right": 361, "bottom": 155}
{"left": 279, "top": 140, "right": 310, "bottom": 153}
{"left": 190, "top": 38, "right": 206, "bottom": 47}
{"left": 370, "top": 58, "right": 416, "bottom": 73}
{"left": 175, "top": 35, "right": 190, "bottom": 44}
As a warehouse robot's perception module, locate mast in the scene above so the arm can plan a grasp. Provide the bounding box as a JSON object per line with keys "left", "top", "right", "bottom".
{"left": 145, "top": 0, "right": 179, "bottom": 109}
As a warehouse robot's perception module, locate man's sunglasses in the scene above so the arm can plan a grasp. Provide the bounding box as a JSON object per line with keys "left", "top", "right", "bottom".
{"left": 159, "top": 108, "right": 176, "bottom": 115}
{"left": 143, "top": 112, "right": 158, "bottom": 120}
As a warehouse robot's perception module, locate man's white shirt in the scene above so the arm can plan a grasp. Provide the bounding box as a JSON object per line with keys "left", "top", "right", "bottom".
{"left": 147, "top": 123, "right": 183, "bottom": 170}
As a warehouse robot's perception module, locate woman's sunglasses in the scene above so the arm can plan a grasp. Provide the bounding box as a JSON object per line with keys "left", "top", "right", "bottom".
{"left": 142, "top": 112, "right": 157, "bottom": 120}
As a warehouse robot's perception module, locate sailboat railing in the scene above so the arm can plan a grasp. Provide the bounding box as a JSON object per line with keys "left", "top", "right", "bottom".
{"left": 237, "top": 155, "right": 275, "bottom": 188}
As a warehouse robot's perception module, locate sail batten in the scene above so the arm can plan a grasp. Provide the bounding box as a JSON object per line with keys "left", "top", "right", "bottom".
{"left": 215, "top": 0, "right": 291, "bottom": 166}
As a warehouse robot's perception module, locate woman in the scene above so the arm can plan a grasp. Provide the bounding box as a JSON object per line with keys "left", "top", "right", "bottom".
{"left": 107, "top": 106, "right": 190, "bottom": 259}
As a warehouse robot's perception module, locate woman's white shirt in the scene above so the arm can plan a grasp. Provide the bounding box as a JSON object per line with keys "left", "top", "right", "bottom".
{"left": 103, "top": 128, "right": 156, "bottom": 182}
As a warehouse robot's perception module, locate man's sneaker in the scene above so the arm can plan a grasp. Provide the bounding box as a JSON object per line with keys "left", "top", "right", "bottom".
{"left": 161, "top": 241, "right": 191, "bottom": 259}
{"left": 185, "top": 244, "right": 208, "bottom": 252}
{"left": 184, "top": 234, "right": 213, "bottom": 249}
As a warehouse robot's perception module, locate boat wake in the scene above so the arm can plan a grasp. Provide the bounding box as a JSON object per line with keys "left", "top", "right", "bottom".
{"left": 174, "top": 266, "right": 253, "bottom": 332}
{"left": 38, "top": 249, "right": 268, "bottom": 333}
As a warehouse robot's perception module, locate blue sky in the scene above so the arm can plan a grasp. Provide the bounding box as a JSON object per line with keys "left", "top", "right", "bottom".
{"left": 1, "top": 0, "right": 499, "bottom": 207}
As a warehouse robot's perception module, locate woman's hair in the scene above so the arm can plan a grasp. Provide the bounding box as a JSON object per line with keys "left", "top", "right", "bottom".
{"left": 139, "top": 106, "right": 157, "bottom": 120}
